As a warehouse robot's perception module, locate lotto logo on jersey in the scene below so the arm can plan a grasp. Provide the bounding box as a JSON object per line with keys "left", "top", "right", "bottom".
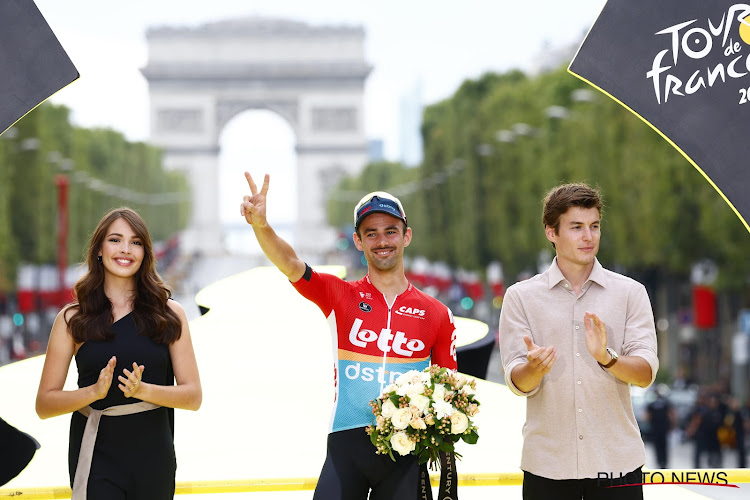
{"left": 348, "top": 318, "right": 425, "bottom": 356}
{"left": 395, "top": 306, "right": 426, "bottom": 319}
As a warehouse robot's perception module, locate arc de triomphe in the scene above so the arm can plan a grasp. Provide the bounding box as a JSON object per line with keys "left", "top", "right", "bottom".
{"left": 142, "top": 17, "right": 371, "bottom": 258}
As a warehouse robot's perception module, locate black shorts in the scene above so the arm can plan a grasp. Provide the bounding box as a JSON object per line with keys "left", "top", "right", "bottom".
{"left": 313, "top": 427, "right": 426, "bottom": 500}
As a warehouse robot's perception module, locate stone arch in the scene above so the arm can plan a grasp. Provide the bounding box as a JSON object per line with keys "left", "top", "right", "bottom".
{"left": 142, "top": 16, "right": 371, "bottom": 258}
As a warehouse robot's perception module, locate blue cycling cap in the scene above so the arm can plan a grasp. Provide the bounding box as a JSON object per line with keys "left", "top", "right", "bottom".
{"left": 353, "top": 191, "right": 407, "bottom": 230}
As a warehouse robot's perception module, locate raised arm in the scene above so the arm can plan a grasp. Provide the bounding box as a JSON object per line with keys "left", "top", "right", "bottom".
{"left": 240, "top": 172, "right": 306, "bottom": 282}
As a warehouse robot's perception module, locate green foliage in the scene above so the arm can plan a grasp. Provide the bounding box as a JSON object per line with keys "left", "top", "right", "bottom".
{"left": 0, "top": 103, "right": 191, "bottom": 291}
{"left": 328, "top": 64, "right": 750, "bottom": 290}
{"left": 326, "top": 161, "right": 422, "bottom": 231}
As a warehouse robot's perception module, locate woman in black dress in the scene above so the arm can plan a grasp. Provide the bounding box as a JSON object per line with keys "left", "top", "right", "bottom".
{"left": 36, "top": 207, "right": 201, "bottom": 499}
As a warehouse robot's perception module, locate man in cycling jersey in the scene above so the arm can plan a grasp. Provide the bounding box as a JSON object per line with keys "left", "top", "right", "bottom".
{"left": 240, "top": 172, "right": 457, "bottom": 500}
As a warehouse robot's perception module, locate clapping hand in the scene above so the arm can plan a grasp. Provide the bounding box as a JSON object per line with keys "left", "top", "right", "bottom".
{"left": 118, "top": 362, "right": 145, "bottom": 398}
{"left": 523, "top": 336, "right": 557, "bottom": 374}
{"left": 93, "top": 356, "right": 116, "bottom": 400}
{"left": 584, "top": 312, "right": 609, "bottom": 364}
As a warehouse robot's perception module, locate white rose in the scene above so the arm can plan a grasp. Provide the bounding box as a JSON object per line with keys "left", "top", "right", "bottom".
{"left": 390, "top": 431, "right": 416, "bottom": 456}
{"left": 410, "top": 416, "right": 427, "bottom": 430}
{"left": 402, "top": 383, "right": 424, "bottom": 397}
{"left": 383, "top": 384, "right": 397, "bottom": 394}
{"left": 395, "top": 370, "right": 422, "bottom": 386}
{"left": 409, "top": 394, "right": 430, "bottom": 413}
{"left": 454, "top": 373, "right": 467, "bottom": 389}
{"left": 391, "top": 407, "right": 413, "bottom": 430}
{"left": 450, "top": 411, "right": 469, "bottom": 434}
{"left": 461, "top": 384, "right": 476, "bottom": 397}
{"left": 433, "top": 383, "right": 446, "bottom": 402}
{"left": 381, "top": 399, "right": 397, "bottom": 418}
{"left": 420, "top": 371, "right": 432, "bottom": 384}
{"left": 432, "top": 399, "right": 454, "bottom": 420}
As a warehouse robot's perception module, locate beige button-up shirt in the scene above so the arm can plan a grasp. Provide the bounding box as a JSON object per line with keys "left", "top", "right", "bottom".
{"left": 499, "top": 257, "right": 658, "bottom": 480}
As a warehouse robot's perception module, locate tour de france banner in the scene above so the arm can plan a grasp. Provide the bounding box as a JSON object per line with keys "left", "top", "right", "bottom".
{"left": 569, "top": 0, "right": 750, "bottom": 232}
{"left": 0, "top": 0, "right": 79, "bottom": 136}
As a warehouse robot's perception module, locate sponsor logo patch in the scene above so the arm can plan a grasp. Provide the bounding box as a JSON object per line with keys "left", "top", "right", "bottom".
{"left": 395, "top": 306, "right": 427, "bottom": 319}
{"left": 348, "top": 318, "right": 426, "bottom": 356}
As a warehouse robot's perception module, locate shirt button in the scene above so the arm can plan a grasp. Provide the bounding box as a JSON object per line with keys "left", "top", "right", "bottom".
{"left": 578, "top": 408, "right": 583, "bottom": 412}
{"left": 577, "top": 380, "right": 581, "bottom": 385}
{"left": 564, "top": 283, "right": 569, "bottom": 288}
{"left": 579, "top": 435, "right": 584, "bottom": 440}
{"left": 576, "top": 352, "right": 580, "bottom": 357}
{"left": 575, "top": 326, "right": 580, "bottom": 330}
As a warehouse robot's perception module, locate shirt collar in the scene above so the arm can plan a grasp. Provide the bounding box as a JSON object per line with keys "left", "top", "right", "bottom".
{"left": 547, "top": 257, "right": 607, "bottom": 289}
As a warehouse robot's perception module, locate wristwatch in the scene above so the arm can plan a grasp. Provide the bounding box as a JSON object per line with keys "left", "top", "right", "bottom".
{"left": 599, "top": 347, "right": 619, "bottom": 368}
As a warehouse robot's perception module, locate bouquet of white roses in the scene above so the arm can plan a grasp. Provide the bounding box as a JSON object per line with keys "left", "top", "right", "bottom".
{"left": 366, "top": 364, "right": 480, "bottom": 468}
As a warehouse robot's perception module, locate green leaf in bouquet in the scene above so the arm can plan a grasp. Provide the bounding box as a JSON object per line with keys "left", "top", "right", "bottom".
{"left": 461, "top": 430, "right": 479, "bottom": 445}
{"left": 438, "top": 440, "right": 455, "bottom": 452}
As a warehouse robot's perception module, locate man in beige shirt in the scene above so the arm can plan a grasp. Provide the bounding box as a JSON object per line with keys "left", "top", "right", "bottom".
{"left": 499, "top": 183, "right": 658, "bottom": 499}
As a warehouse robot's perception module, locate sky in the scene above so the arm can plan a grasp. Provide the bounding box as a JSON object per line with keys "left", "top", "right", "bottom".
{"left": 33, "top": 0, "right": 607, "bottom": 243}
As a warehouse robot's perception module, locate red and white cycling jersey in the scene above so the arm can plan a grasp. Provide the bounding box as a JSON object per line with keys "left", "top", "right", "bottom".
{"left": 292, "top": 264, "right": 457, "bottom": 433}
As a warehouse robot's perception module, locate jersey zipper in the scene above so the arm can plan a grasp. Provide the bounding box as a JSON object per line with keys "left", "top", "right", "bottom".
{"left": 381, "top": 292, "right": 398, "bottom": 395}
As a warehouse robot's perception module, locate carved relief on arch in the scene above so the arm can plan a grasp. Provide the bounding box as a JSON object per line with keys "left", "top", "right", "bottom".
{"left": 311, "top": 107, "right": 357, "bottom": 132}
{"left": 215, "top": 99, "right": 299, "bottom": 134}
{"left": 156, "top": 108, "right": 204, "bottom": 133}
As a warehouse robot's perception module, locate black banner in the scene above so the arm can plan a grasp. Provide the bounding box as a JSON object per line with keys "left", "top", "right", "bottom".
{"left": 418, "top": 452, "right": 458, "bottom": 500}
{"left": 569, "top": 0, "right": 750, "bottom": 231}
{"left": 0, "top": 417, "right": 39, "bottom": 486}
{"left": 0, "top": 0, "right": 79, "bottom": 135}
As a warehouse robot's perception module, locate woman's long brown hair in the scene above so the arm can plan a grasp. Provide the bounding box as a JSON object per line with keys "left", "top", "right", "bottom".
{"left": 67, "top": 207, "right": 182, "bottom": 344}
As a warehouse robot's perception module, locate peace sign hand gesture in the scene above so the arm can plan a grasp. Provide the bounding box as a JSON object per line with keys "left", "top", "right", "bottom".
{"left": 240, "top": 172, "right": 270, "bottom": 228}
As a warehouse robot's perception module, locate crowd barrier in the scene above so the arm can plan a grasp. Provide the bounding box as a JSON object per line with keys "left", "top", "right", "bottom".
{"left": 2, "top": 469, "right": 750, "bottom": 498}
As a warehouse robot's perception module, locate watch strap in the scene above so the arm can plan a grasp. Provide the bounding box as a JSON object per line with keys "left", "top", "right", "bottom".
{"left": 599, "top": 347, "right": 618, "bottom": 369}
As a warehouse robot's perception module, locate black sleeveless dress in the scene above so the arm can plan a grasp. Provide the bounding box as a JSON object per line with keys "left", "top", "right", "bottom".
{"left": 68, "top": 312, "right": 176, "bottom": 498}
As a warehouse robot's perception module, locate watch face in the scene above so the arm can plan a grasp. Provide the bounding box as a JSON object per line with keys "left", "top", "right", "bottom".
{"left": 607, "top": 348, "right": 618, "bottom": 361}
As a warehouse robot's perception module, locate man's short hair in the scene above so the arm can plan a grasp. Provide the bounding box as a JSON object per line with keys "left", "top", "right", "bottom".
{"left": 542, "top": 182, "right": 603, "bottom": 233}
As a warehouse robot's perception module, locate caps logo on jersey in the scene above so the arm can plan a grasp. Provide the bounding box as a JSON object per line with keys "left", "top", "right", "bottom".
{"left": 348, "top": 318, "right": 426, "bottom": 356}
{"left": 359, "top": 302, "right": 372, "bottom": 312}
{"left": 395, "top": 306, "right": 426, "bottom": 319}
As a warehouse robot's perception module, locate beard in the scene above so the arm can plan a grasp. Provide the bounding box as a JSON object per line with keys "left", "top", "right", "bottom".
{"left": 366, "top": 247, "right": 401, "bottom": 271}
